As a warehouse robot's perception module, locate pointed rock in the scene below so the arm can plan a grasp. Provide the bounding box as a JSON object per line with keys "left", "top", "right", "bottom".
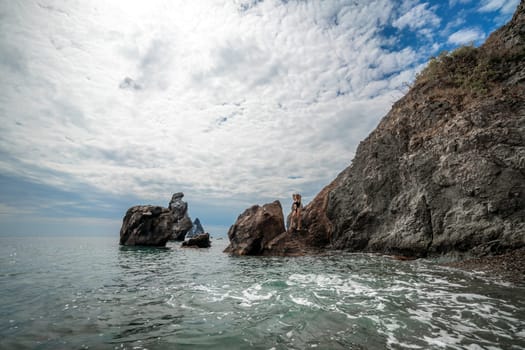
{"left": 168, "top": 192, "right": 193, "bottom": 241}
{"left": 187, "top": 217, "right": 205, "bottom": 238}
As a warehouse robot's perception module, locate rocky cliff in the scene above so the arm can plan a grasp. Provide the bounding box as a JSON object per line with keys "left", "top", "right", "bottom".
{"left": 312, "top": 1, "right": 525, "bottom": 257}
{"left": 229, "top": 2, "right": 525, "bottom": 257}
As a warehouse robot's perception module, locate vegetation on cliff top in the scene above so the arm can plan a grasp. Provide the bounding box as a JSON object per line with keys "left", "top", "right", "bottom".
{"left": 414, "top": 42, "right": 524, "bottom": 97}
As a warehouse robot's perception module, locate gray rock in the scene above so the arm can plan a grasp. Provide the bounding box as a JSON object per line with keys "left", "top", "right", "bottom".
{"left": 187, "top": 217, "right": 205, "bottom": 238}
{"left": 182, "top": 232, "right": 211, "bottom": 248}
{"left": 168, "top": 192, "right": 187, "bottom": 219}
{"left": 168, "top": 192, "right": 193, "bottom": 241}
{"left": 120, "top": 205, "right": 173, "bottom": 246}
{"left": 224, "top": 201, "right": 285, "bottom": 255}
{"left": 319, "top": 5, "right": 525, "bottom": 257}
{"left": 119, "top": 192, "right": 196, "bottom": 245}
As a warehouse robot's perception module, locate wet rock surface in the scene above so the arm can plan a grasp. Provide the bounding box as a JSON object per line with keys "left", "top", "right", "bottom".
{"left": 182, "top": 233, "right": 211, "bottom": 248}
{"left": 444, "top": 247, "right": 525, "bottom": 285}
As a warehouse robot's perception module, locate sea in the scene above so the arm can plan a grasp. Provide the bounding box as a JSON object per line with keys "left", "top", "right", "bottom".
{"left": 1, "top": 236, "right": 524, "bottom": 350}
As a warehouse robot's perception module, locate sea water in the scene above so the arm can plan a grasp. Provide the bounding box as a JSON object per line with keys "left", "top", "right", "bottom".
{"left": 1, "top": 236, "right": 524, "bottom": 350}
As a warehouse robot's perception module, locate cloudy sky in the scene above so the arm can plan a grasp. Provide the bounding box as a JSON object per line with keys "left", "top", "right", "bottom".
{"left": 0, "top": 0, "right": 519, "bottom": 236}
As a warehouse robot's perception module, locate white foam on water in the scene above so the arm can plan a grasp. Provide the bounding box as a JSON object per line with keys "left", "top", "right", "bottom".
{"left": 312, "top": 291, "right": 328, "bottom": 300}
{"left": 450, "top": 293, "right": 491, "bottom": 302}
{"left": 383, "top": 320, "right": 401, "bottom": 333}
{"left": 289, "top": 295, "right": 317, "bottom": 308}
{"left": 288, "top": 273, "right": 379, "bottom": 301}
{"left": 423, "top": 329, "right": 466, "bottom": 349}
{"left": 242, "top": 284, "right": 274, "bottom": 302}
{"left": 386, "top": 334, "right": 423, "bottom": 349}
{"left": 218, "top": 283, "right": 277, "bottom": 308}
{"left": 407, "top": 307, "right": 434, "bottom": 325}
{"left": 278, "top": 320, "right": 292, "bottom": 327}
{"left": 426, "top": 277, "right": 464, "bottom": 288}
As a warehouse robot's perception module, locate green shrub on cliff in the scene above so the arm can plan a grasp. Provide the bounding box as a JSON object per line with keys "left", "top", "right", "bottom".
{"left": 415, "top": 44, "right": 499, "bottom": 95}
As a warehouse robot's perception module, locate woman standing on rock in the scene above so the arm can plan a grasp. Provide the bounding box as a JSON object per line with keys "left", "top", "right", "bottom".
{"left": 290, "top": 193, "right": 302, "bottom": 232}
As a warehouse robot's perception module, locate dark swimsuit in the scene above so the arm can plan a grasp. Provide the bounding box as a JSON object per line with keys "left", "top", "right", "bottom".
{"left": 293, "top": 201, "right": 301, "bottom": 211}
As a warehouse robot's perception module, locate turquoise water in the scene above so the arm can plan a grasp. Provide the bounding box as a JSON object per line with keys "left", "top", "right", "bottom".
{"left": 1, "top": 236, "right": 524, "bottom": 350}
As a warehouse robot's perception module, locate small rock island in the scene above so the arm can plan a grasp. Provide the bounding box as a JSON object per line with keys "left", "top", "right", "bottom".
{"left": 120, "top": 192, "right": 210, "bottom": 247}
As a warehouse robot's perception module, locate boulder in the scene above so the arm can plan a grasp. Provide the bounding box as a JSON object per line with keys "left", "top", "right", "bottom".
{"left": 182, "top": 232, "right": 211, "bottom": 248}
{"left": 224, "top": 201, "right": 286, "bottom": 255}
{"left": 187, "top": 217, "right": 205, "bottom": 238}
{"left": 120, "top": 205, "right": 174, "bottom": 246}
{"left": 168, "top": 192, "right": 193, "bottom": 240}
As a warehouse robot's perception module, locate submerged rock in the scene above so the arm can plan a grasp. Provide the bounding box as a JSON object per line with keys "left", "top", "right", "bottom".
{"left": 187, "top": 217, "right": 205, "bottom": 238}
{"left": 182, "top": 232, "right": 211, "bottom": 248}
{"left": 120, "top": 205, "right": 173, "bottom": 246}
{"left": 224, "top": 201, "right": 285, "bottom": 255}
{"left": 168, "top": 192, "right": 193, "bottom": 241}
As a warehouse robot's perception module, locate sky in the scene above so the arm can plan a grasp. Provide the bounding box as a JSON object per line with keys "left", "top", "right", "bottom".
{"left": 0, "top": 0, "right": 520, "bottom": 237}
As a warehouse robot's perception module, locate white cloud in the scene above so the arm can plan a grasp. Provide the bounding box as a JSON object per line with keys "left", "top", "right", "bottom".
{"left": 448, "top": 27, "right": 486, "bottom": 45}
{"left": 393, "top": 2, "right": 441, "bottom": 31}
{"left": 5, "top": 0, "right": 508, "bottom": 220}
{"left": 449, "top": 0, "right": 472, "bottom": 7}
{"left": 500, "top": 0, "right": 521, "bottom": 15}
{"left": 479, "top": 0, "right": 504, "bottom": 12}
{"left": 479, "top": 0, "right": 519, "bottom": 14}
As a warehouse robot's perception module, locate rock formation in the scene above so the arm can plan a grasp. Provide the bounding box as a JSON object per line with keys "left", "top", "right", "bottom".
{"left": 120, "top": 206, "right": 174, "bottom": 246}
{"left": 182, "top": 233, "right": 211, "bottom": 248}
{"left": 316, "top": 2, "right": 525, "bottom": 257}
{"left": 120, "top": 192, "right": 195, "bottom": 246}
{"left": 226, "top": 2, "right": 525, "bottom": 257}
{"left": 224, "top": 201, "right": 285, "bottom": 255}
{"left": 186, "top": 218, "right": 205, "bottom": 238}
{"left": 168, "top": 192, "right": 193, "bottom": 241}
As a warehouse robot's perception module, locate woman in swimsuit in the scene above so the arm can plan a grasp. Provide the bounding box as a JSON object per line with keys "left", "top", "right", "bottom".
{"left": 290, "top": 193, "right": 302, "bottom": 231}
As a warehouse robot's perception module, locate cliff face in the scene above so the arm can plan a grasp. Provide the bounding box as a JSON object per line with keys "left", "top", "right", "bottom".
{"left": 268, "top": 2, "right": 525, "bottom": 257}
